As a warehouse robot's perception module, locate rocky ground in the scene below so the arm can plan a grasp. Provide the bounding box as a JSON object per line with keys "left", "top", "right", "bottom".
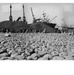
{"left": 0, "top": 33, "right": 74, "bottom": 60}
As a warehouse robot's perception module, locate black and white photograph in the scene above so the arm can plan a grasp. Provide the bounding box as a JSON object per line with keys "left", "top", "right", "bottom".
{"left": 0, "top": 3, "right": 74, "bottom": 60}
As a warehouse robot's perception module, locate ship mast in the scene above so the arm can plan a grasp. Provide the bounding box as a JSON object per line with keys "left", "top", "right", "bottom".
{"left": 22, "top": 4, "right": 27, "bottom": 24}
{"left": 9, "top": 4, "right": 13, "bottom": 21}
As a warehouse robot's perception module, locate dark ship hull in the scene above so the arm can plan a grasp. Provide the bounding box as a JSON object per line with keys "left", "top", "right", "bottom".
{"left": 0, "top": 21, "right": 33, "bottom": 33}
{"left": 43, "top": 22, "right": 56, "bottom": 28}
{"left": 0, "top": 21, "right": 57, "bottom": 33}
{"left": 30, "top": 22, "right": 56, "bottom": 33}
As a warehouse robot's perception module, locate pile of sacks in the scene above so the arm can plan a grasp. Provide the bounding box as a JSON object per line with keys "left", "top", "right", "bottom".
{"left": 0, "top": 33, "right": 74, "bottom": 60}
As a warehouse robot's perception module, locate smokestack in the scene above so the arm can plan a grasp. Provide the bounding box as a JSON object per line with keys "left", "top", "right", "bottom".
{"left": 9, "top": 4, "right": 13, "bottom": 21}
{"left": 22, "top": 4, "right": 27, "bottom": 23}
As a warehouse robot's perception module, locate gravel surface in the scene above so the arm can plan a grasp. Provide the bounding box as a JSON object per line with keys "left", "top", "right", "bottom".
{"left": 0, "top": 33, "right": 73, "bottom": 60}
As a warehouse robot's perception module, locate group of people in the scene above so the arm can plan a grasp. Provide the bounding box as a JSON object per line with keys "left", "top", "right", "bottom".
{"left": 0, "top": 28, "right": 32, "bottom": 33}
{"left": 0, "top": 28, "right": 49, "bottom": 33}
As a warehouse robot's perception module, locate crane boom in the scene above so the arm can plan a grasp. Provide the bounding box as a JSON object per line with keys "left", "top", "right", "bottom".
{"left": 49, "top": 16, "right": 57, "bottom": 23}
{"left": 30, "top": 7, "right": 36, "bottom": 23}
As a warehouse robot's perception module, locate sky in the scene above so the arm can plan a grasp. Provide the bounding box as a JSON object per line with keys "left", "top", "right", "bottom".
{"left": 0, "top": 3, "right": 74, "bottom": 26}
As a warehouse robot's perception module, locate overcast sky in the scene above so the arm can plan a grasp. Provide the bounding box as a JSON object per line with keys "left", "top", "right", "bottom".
{"left": 0, "top": 3, "right": 74, "bottom": 26}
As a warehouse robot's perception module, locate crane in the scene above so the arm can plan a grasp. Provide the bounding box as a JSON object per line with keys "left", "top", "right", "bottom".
{"left": 30, "top": 7, "right": 36, "bottom": 23}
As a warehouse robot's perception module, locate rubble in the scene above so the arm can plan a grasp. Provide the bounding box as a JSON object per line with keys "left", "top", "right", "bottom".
{"left": 0, "top": 33, "right": 73, "bottom": 60}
